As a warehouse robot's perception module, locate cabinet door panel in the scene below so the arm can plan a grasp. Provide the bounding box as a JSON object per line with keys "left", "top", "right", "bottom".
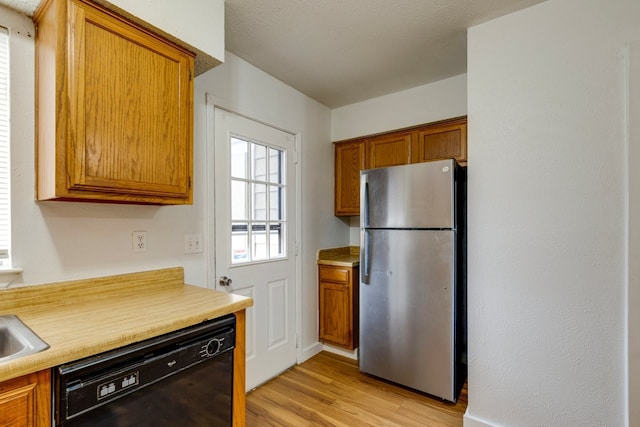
{"left": 0, "top": 370, "right": 51, "bottom": 427}
{"left": 334, "top": 140, "right": 364, "bottom": 216}
{"left": 367, "top": 132, "right": 412, "bottom": 169}
{"left": 319, "top": 281, "right": 350, "bottom": 347}
{"left": 70, "top": 2, "right": 192, "bottom": 198}
{"left": 414, "top": 123, "right": 467, "bottom": 164}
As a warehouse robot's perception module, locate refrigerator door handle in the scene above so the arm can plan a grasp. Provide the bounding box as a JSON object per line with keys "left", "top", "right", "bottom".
{"left": 361, "top": 228, "right": 371, "bottom": 284}
{"left": 361, "top": 173, "right": 370, "bottom": 228}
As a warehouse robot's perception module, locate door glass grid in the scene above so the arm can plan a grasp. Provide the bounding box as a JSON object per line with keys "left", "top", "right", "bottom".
{"left": 230, "top": 136, "right": 286, "bottom": 264}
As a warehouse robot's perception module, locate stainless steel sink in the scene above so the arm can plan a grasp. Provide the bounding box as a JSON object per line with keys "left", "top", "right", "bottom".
{"left": 0, "top": 315, "right": 49, "bottom": 363}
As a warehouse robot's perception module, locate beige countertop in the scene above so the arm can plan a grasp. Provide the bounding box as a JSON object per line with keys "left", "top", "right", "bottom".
{"left": 0, "top": 267, "right": 253, "bottom": 382}
{"left": 317, "top": 246, "right": 360, "bottom": 267}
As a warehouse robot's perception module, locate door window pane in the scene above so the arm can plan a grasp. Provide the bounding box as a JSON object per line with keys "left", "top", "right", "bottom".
{"left": 229, "top": 137, "right": 287, "bottom": 264}
{"left": 252, "top": 183, "right": 267, "bottom": 221}
{"left": 251, "top": 223, "right": 267, "bottom": 261}
{"left": 251, "top": 144, "right": 267, "bottom": 181}
{"left": 269, "top": 148, "right": 283, "bottom": 184}
{"left": 231, "top": 180, "right": 248, "bottom": 220}
{"left": 231, "top": 223, "right": 249, "bottom": 262}
{"left": 270, "top": 223, "right": 285, "bottom": 258}
{"left": 231, "top": 138, "right": 248, "bottom": 179}
{"left": 269, "top": 185, "right": 283, "bottom": 221}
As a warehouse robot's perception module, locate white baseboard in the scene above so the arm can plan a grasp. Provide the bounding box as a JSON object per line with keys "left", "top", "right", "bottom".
{"left": 299, "top": 341, "right": 323, "bottom": 363}
{"left": 464, "top": 409, "right": 496, "bottom": 427}
{"left": 322, "top": 343, "right": 358, "bottom": 360}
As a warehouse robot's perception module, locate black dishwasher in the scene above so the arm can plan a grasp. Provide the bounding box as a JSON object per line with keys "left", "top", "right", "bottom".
{"left": 54, "top": 314, "right": 235, "bottom": 427}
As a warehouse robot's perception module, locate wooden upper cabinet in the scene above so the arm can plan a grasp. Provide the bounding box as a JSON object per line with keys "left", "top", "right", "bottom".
{"left": 335, "top": 140, "right": 364, "bottom": 216}
{"left": 412, "top": 119, "right": 467, "bottom": 165}
{"left": 366, "top": 131, "right": 412, "bottom": 169}
{"left": 333, "top": 116, "right": 467, "bottom": 216}
{"left": 34, "top": 0, "right": 195, "bottom": 204}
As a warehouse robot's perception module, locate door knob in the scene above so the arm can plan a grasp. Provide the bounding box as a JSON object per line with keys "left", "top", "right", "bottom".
{"left": 219, "top": 276, "right": 232, "bottom": 287}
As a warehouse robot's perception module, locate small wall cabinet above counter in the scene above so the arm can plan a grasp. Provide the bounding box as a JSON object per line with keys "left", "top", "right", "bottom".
{"left": 34, "top": 0, "right": 195, "bottom": 205}
{"left": 333, "top": 116, "right": 467, "bottom": 216}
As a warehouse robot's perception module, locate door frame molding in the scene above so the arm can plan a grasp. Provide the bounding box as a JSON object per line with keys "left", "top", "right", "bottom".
{"left": 204, "top": 95, "right": 303, "bottom": 364}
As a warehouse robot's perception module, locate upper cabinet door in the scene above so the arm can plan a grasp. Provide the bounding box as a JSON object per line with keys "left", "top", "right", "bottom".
{"left": 335, "top": 140, "right": 365, "bottom": 216}
{"left": 412, "top": 120, "right": 467, "bottom": 166}
{"left": 365, "top": 131, "right": 412, "bottom": 169}
{"left": 35, "top": 0, "right": 195, "bottom": 205}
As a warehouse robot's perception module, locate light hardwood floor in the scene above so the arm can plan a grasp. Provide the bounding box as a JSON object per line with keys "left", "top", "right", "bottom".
{"left": 246, "top": 351, "right": 468, "bottom": 426}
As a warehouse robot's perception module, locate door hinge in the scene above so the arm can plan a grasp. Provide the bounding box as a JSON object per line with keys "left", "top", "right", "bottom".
{"left": 188, "top": 176, "right": 191, "bottom": 188}
{"left": 189, "top": 69, "right": 192, "bottom": 81}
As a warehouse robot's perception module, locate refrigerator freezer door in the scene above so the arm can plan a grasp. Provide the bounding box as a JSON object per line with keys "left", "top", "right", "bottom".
{"left": 359, "top": 229, "right": 456, "bottom": 401}
{"left": 361, "top": 159, "right": 456, "bottom": 229}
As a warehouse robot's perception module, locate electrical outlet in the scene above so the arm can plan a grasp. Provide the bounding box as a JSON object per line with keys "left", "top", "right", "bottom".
{"left": 133, "top": 231, "right": 147, "bottom": 253}
{"left": 184, "top": 233, "right": 203, "bottom": 254}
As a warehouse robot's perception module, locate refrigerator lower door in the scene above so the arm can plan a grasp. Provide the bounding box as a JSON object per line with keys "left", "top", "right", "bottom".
{"left": 359, "top": 229, "right": 457, "bottom": 401}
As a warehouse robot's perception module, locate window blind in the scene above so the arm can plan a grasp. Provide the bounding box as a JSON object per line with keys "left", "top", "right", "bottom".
{"left": 0, "top": 27, "right": 10, "bottom": 260}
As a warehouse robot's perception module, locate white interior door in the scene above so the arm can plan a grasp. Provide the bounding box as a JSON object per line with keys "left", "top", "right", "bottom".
{"left": 213, "top": 108, "right": 297, "bottom": 390}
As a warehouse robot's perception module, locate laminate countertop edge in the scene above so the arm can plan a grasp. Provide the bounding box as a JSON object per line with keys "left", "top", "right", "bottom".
{"left": 317, "top": 246, "right": 360, "bottom": 267}
{"left": 0, "top": 267, "right": 253, "bottom": 382}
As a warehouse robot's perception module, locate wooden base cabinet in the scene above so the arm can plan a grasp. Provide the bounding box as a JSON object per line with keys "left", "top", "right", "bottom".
{"left": 34, "top": 0, "right": 195, "bottom": 205}
{"left": 319, "top": 265, "right": 359, "bottom": 349}
{"left": 0, "top": 370, "right": 51, "bottom": 427}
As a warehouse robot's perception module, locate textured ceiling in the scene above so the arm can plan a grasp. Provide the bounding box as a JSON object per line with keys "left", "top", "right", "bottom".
{"left": 0, "top": 0, "right": 38, "bottom": 15}
{"left": 1, "top": 0, "right": 546, "bottom": 108}
{"left": 224, "top": 0, "right": 546, "bottom": 107}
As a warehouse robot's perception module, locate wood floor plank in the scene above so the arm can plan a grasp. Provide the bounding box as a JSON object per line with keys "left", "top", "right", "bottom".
{"left": 246, "top": 351, "right": 467, "bottom": 426}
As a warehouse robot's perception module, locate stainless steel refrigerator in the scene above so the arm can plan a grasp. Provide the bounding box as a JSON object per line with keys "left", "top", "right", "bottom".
{"left": 359, "top": 158, "right": 466, "bottom": 402}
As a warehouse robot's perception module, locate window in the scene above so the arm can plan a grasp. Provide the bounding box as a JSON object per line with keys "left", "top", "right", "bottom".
{"left": 230, "top": 136, "right": 286, "bottom": 264}
{"left": 0, "top": 26, "right": 9, "bottom": 266}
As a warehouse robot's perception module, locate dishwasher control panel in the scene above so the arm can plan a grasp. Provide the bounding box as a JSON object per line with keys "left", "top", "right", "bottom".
{"left": 55, "top": 314, "right": 236, "bottom": 423}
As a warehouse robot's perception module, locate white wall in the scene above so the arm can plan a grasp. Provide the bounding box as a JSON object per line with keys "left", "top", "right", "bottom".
{"left": 194, "top": 51, "right": 345, "bottom": 360}
{"left": 104, "top": 0, "right": 225, "bottom": 63}
{"left": 331, "top": 73, "right": 467, "bottom": 142}
{"left": 2, "top": 6, "right": 208, "bottom": 288}
{"left": 466, "top": 0, "right": 640, "bottom": 425}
